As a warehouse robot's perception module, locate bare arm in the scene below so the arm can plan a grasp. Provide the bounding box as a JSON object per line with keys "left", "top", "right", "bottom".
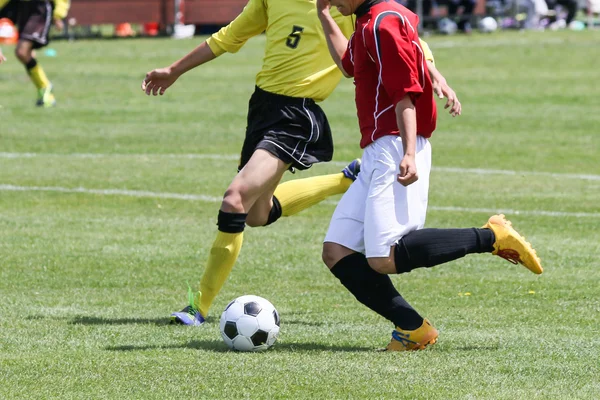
{"left": 142, "top": 41, "right": 216, "bottom": 96}
{"left": 426, "top": 60, "right": 461, "bottom": 116}
{"left": 317, "top": 0, "right": 350, "bottom": 77}
{"left": 0, "top": 48, "right": 5, "bottom": 64}
{"left": 395, "top": 96, "right": 418, "bottom": 186}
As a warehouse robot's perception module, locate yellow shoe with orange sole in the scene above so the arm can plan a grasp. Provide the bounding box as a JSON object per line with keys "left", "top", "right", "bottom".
{"left": 385, "top": 319, "right": 439, "bottom": 351}
{"left": 483, "top": 214, "right": 543, "bottom": 274}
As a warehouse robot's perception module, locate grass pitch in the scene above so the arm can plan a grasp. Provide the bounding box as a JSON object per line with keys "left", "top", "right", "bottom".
{"left": 0, "top": 31, "right": 599, "bottom": 399}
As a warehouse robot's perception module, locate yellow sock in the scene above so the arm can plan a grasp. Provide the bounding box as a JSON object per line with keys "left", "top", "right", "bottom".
{"left": 195, "top": 231, "right": 244, "bottom": 317}
{"left": 274, "top": 173, "right": 352, "bottom": 217}
{"left": 28, "top": 64, "right": 50, "bottom": 90}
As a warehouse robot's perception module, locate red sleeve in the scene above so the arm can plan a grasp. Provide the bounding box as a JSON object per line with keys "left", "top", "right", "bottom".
{"left": 369, "top": 15, "right": 422, "bottom": 106}
{"left": 341, "top": 33, "right": 355, "bottom": 77}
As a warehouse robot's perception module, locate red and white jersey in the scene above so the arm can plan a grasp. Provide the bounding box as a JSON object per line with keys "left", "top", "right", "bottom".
{"left": 341, "top": 0, "right": 437, "bottom": 149}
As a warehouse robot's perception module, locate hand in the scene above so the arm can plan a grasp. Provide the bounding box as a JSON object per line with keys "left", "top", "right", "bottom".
{"left": 142, "top": 67, "right": 180, "bottom": 96}
{"left": 316, "top": 0, "right": 331, "bottom": 15}
{"left": 432, "top": 75, "right": 461, "bottom": 117}
{"left": 0, "top": 51, "right": 5, "bottom": 64}
{"left": 54, "top": 18, "right": 65, "bottom": 31}
{"left": 397, "top": 155, "right": 418, "bottom": 186}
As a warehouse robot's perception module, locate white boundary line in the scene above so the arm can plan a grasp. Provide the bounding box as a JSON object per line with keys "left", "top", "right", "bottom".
{"left": 1, "top": 184, "right": 598, "bottom": 218}
{"left": 1, "top": 152, "right": 599, "bottom": 181}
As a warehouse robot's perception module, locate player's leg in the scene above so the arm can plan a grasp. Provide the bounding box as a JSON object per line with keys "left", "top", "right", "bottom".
{"left": 322, "top": 137, "right": 437, "bottom": 351}
{"left": 171, "top": 149, "right": 290, "bottom": 325}
{"left": 267, "top": 99, "right": 359, "bottom": 219}
{"left": 271, "top": 158, "right": 360, "bottom": 218}
{"left": 361, "top": 135, "right": 541, "bottom": 275}
{"left": 15, "top": 0, "right": 55, "bottom": 107}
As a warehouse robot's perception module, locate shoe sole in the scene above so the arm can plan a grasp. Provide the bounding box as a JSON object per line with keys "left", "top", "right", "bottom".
{"left": 382, "top": 328, "right": 439, "bottom": 352}
{"left": 410, "top": 329, "right": 439, "bottom": 351}
{"left": 486, "top": 214, "right": 543, "bottom": 275}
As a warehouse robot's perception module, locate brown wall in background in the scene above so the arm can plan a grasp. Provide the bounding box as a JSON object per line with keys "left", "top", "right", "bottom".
{"left": 69, "top": 0, "right": 484, "bottom": 27}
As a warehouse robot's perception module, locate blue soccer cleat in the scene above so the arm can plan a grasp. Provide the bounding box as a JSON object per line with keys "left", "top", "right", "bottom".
{"left": 341, "top": 158, "right": 361, "bottom": 181}
{"left": 170, "top": 305, "right": 205, "bottom": 326}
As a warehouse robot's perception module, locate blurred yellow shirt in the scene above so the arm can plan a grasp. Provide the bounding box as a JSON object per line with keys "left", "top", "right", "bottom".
{"left": 207, "top": 0, "right": 354, "bottom": 102}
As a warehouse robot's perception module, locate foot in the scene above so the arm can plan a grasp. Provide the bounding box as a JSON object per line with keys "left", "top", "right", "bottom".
{"left": 36, "top": 85, "right": 56, "bottom": 108}
{"left": 385, "top": 319, "right": 438, "bottom": 351}
{"left": 341, "top": 158, "right": 361, "bottom": 181}
{"left": 170, "top": 305, "right": 205, "bottom": 326}
{"left": 483, "top": 214, "right": 543, "bottom": 274}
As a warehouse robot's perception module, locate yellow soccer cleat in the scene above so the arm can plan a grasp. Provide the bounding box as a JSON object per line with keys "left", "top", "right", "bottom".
{"left": 385, "top": 319, "right": 439, "bottom": 352}
{"left": 483, "top": 214, "right": 543, "bottom": 274}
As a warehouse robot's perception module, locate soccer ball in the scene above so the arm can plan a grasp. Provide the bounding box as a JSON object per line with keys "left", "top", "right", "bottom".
{"left": 478, "top": 17, "right": 498, "bottom": 33}
{"left": 219, "top": 295, "right": 280, "bottom": 352}
{"left": 437, "top": 18, "right": 458, "bottom": 35}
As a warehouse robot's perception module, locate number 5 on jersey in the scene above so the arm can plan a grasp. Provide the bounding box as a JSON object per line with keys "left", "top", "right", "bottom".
{"left": 286, "top": 25, "right": 304, "bottom": 49}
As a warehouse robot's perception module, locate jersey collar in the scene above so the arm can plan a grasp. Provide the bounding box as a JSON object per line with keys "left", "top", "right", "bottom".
{"left": 354, "top": 0, "right": 384, "bottom": 18}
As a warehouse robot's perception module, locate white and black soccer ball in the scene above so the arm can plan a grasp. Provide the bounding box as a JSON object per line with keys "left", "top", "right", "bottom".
{"left": 219, "top": 295, "right": 280, "bottom": 352}
{"left": 478, "top": 17, "right": 498, "bottom": 33}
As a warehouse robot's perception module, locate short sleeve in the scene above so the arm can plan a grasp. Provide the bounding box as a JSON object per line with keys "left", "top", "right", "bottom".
{"left": 341, "top": 33, "right": 355, "bottom": 77}
{"left": 419, "top": 39, "right": 434, "bottom": 63}
{"left": 206, "top": 0, "right": 267, "bottom": 56}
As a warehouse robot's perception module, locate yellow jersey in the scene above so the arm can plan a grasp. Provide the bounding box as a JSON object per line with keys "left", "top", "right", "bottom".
{"left": 207, "top": 0, "right": 354, "bottom": 102}
{"left": 0, "top": 0, "right": 70, "bottom": 20}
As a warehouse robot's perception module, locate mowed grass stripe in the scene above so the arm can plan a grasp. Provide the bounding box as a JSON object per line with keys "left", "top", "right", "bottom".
{"left": 2, "top": 151, "right": 600, "bottom": 181}
{"left": 2, "top": 183, "right": 599, "bottom": 218}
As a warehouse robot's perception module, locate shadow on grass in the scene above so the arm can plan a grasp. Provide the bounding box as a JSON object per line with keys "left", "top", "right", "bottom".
{"left": 28, "top": 314, "right": 322, "bottom": 327}
{"left": 106, "top": 340, "right": 372, "bottom": 353}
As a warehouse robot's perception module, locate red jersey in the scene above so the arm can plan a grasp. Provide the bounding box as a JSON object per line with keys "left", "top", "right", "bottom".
{"left": 341, "top": 0, "right": 437, "bottom": 149}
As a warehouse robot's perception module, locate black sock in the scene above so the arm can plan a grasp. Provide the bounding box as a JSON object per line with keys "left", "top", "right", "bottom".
{"left": 330, "top": 253, "right": 423, "bottom": 330}
{"left": 264, "top": 196, "right": 282, "bottom": 226}
{"left": 217, "top": 210, "right": 247, "bottom": 233}
{"left": 25, "top": 58, "right": 37, "bottom": 72}
{"left": 395, "top": 228, "right": 495, "bottom": 274}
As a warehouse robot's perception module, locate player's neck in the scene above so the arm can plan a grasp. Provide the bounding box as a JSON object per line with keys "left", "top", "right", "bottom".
{"left": 354, "top": 0, "right": 383, "bottom": 17}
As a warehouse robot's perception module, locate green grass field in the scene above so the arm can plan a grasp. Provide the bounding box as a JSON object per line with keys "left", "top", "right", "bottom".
{"left": 1, "top": 30, "right": 599, "bottom": 399}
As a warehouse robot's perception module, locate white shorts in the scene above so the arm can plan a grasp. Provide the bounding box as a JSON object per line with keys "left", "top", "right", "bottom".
{"left": 324, "top": 135, "right": 432, "bottom": 258}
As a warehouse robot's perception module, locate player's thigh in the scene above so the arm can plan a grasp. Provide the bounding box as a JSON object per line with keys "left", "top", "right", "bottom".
{"left": 364, "top": 136, "right": 431, "bottom": 258}
{"left": 224, "top": 149, "right": 290, "bottom": 212}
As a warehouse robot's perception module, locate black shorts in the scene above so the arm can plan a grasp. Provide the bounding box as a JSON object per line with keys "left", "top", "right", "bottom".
{"left": 239, "top": 86, "right": 334, "bottom": 171}
{"left": 18, "top": 0, "right": 53, "bottom": 49}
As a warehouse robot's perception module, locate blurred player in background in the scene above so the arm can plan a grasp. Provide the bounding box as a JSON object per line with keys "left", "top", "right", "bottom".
{"left": 0, "top": 0, "right": 70, "bottom": 106}
{"left": 142, "top": 0, "right": 459, "bottom": 327}
{"left": 319, "top": 0, "right": 541, "bottom": 351}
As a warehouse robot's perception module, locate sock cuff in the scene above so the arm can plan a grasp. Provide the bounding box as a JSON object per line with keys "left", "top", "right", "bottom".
{"left": 330, "top": 252, "right": 367, "bottom": 278}
{"left": 217, "top": 210, "right": 247, "bottom": 233}
{"left": 264, "top": 196, "right": 282, "bottom": 226}
{"left": 25, "top": 58, "right": 37, "bottom": 71}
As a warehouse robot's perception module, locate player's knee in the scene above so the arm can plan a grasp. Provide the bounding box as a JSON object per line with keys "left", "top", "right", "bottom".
{"left": 322, "top": 242, "right": 346, "bottom": 269}
{"left": 367, "top": 258, "right": 395, "bottom": 274}
{"left": 221, "top": 187, "right": 245, "bottom": 214}
{"left": 14, "top": 46, "right": 28, "bottom": 63}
